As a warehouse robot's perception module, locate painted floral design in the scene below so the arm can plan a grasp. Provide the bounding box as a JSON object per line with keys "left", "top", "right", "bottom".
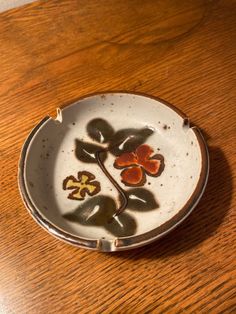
{"left": 63, "top": 171, "right": 100, "bottom": 200}
{"left": 114, "top": 144, "right": 164, "bottom": 186}
{"left": 63, "top": 189, "right": 159, "bottom": 236}
{"left": 62, "top": 118, "right": 165, "bottom": 237}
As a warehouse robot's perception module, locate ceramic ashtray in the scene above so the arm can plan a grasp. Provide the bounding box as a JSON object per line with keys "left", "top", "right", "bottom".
{"left": 18, "top": 92, "right": 209, "bottom": 251}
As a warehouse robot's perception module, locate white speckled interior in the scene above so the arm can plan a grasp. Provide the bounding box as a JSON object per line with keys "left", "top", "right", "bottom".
{"left": 24, "top": 93, "right": 202, "bottom": 240}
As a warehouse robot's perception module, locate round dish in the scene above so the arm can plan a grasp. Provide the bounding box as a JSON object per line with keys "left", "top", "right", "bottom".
{"left": 18, "top": 92, "right": 209, "bottom": 251}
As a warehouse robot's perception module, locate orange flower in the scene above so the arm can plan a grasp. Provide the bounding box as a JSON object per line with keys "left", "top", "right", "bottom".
{"left": 114, "top": 144, "right": 164, "bottom": 186}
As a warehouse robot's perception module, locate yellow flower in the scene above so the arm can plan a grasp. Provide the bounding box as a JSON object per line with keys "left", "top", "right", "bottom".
{"left": 63, "top": 171, "right": 101, "bottom": 201}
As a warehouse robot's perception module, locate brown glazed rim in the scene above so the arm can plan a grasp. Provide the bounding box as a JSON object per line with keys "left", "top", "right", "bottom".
{"left": 18, "top": 91, "right": 209, "bottom": 252}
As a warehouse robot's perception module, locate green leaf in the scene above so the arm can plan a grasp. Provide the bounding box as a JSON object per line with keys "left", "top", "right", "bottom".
{"left": 105, "top": 212, "right": 137, "bottom": 237}
{"left": 109, "top": 127, "right": 154, "bottom": 156}
{"left": 63, "top": 196, "right": 116, "bottom": 225}
{"left": 63, "top": 195, "right": 137, "bottom": 236}
{"left": 87, "top": 118, "right": 115, "bottom": 143}
{"left": 124, "top": 188, "right": 159, "bottom": 211}
{"left": 75, "top": 139, "right": 107, "bottom": 163}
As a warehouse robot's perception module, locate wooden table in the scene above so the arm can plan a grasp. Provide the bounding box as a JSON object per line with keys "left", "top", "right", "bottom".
{"left": 1, "top": 1, "right": 235, "bottom": 313}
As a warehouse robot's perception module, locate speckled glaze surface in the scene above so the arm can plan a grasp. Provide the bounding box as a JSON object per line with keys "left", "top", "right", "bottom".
{"left": 18, "top": 92, "right": 209, "bottom": 251}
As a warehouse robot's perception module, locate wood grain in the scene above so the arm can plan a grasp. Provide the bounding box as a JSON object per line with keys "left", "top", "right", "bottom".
{"left": 0, "top": 0, "right": 235, "bottom": 313}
